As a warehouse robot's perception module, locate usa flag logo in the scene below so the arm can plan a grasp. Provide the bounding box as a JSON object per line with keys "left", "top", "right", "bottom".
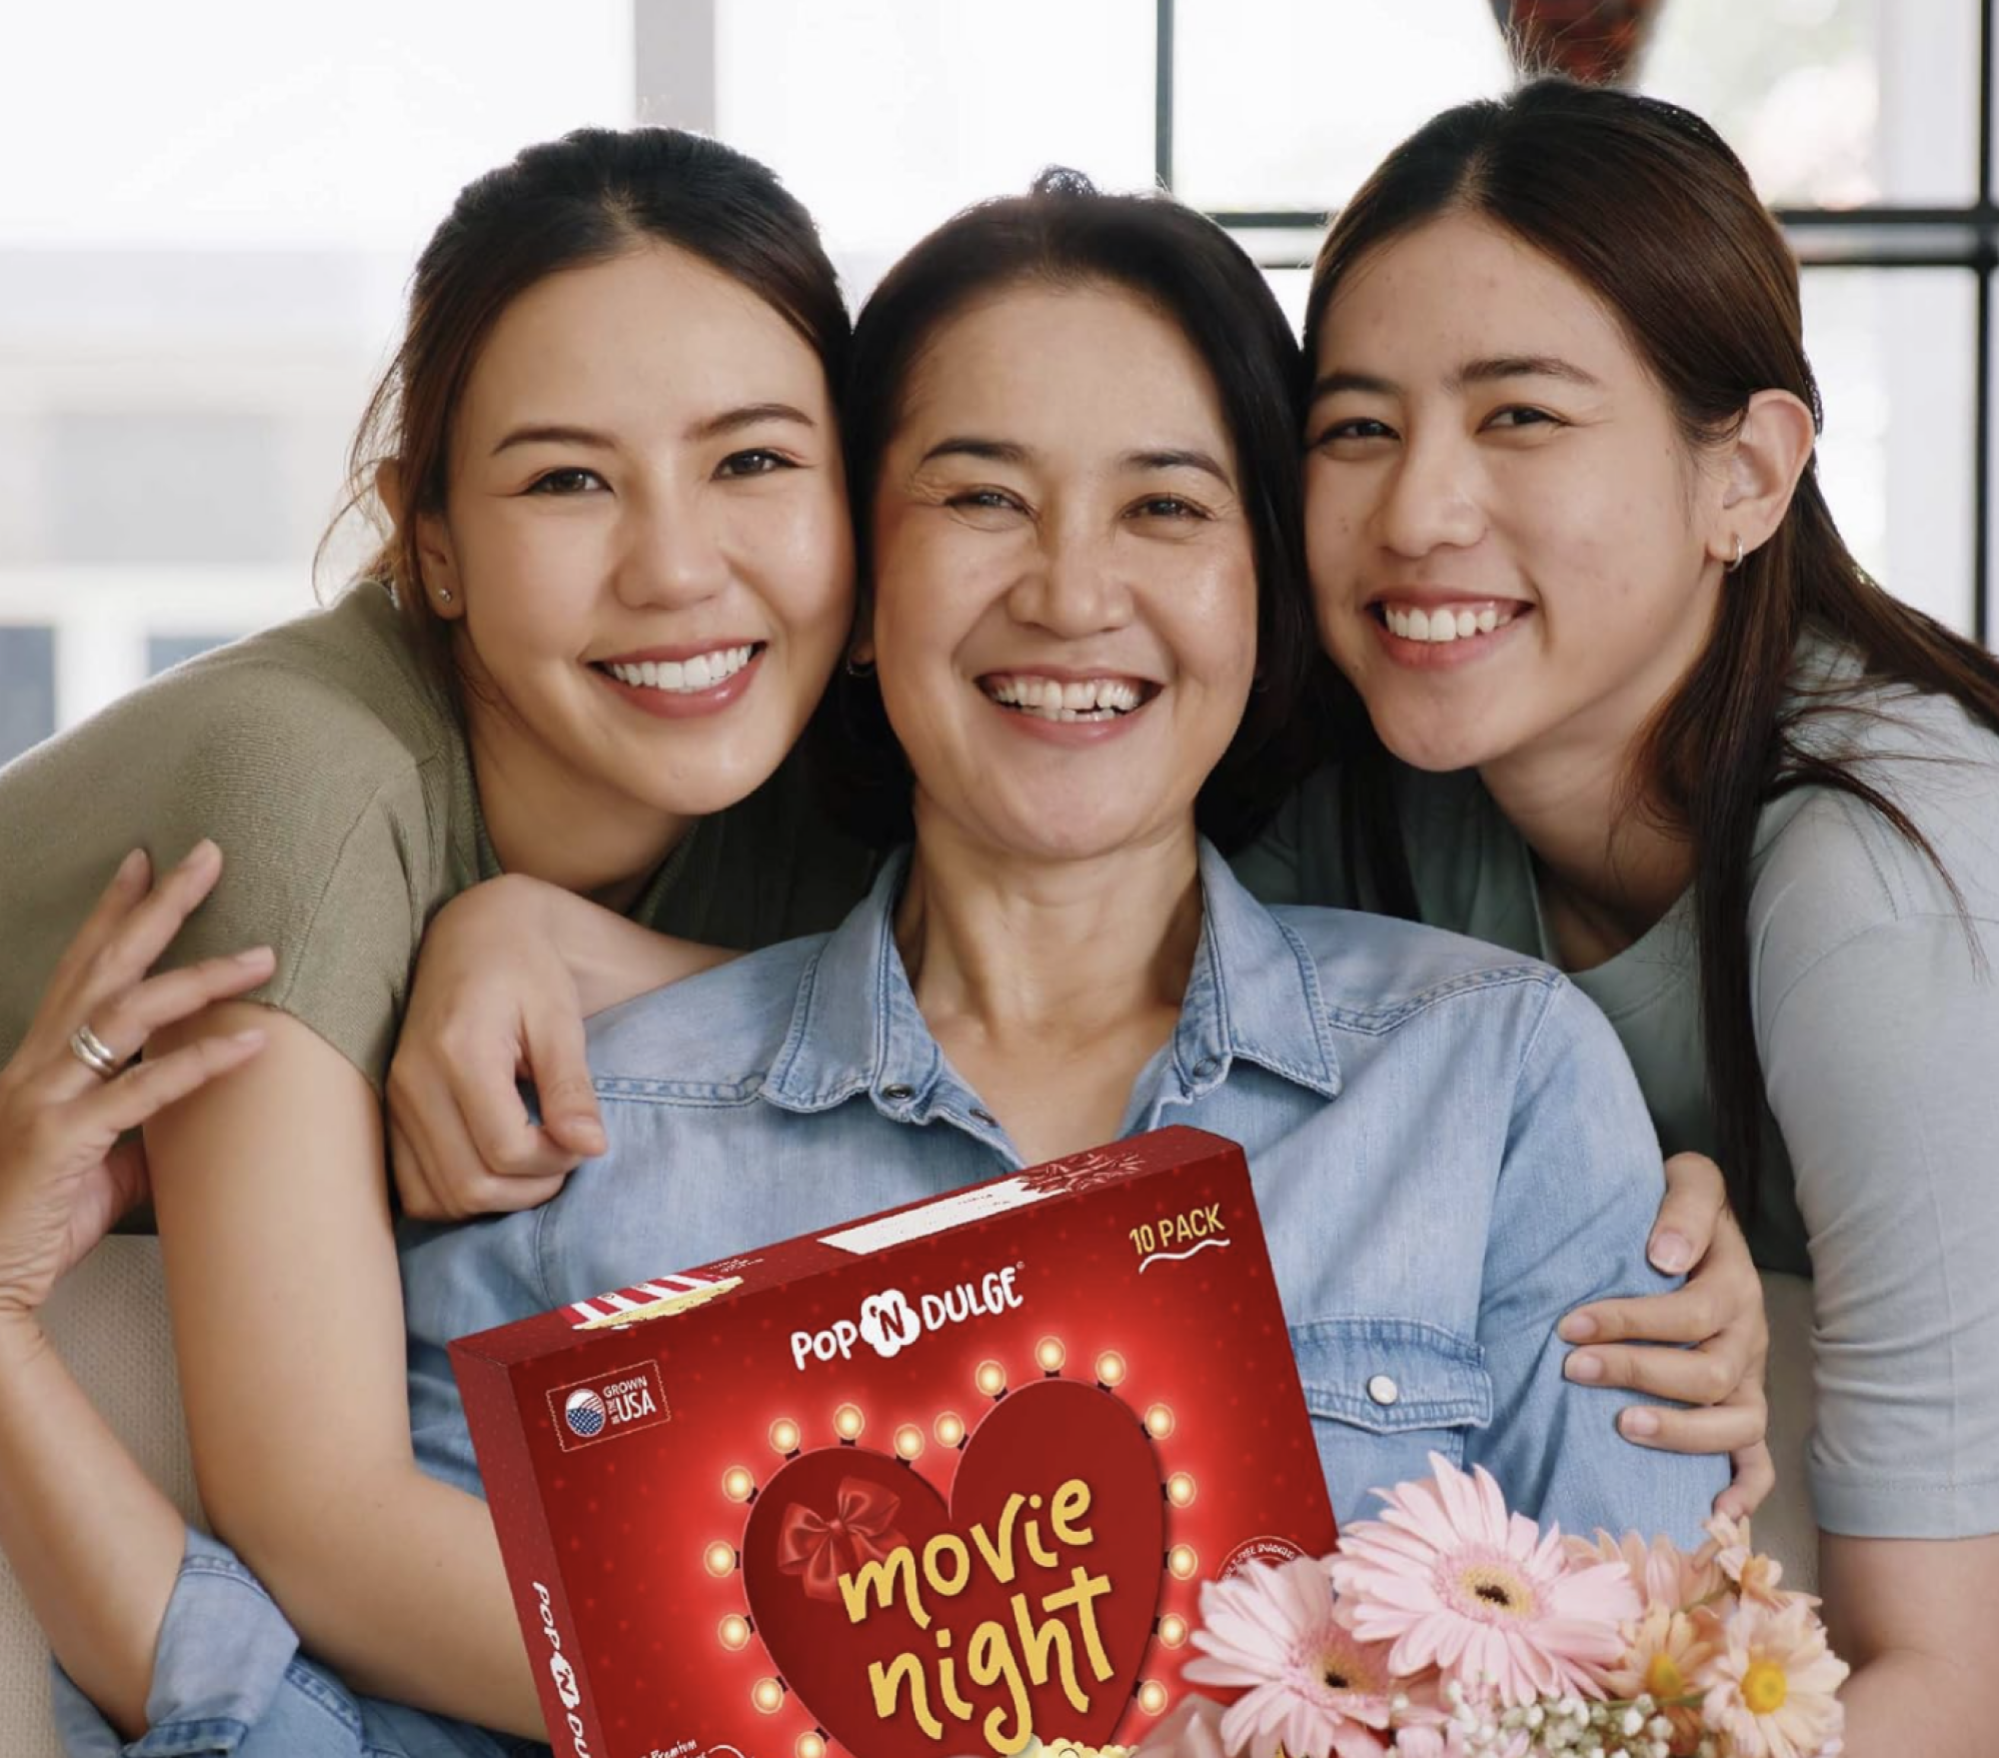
{"left": 562, "top": 1389, "right": 608, "bottom": 1440}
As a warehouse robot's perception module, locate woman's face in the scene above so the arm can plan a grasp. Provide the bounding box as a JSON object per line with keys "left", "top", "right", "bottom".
{"left": 869, "top": 280, "right": 1258, "bottom": 864}
{"left": 1303, "top": 212, "right": 1724, "bottom": 781}
{"left": 422, "top": 241, "right": 852, "bottom": 832}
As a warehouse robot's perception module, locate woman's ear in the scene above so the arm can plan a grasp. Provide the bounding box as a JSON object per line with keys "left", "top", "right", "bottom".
{"left": 377, "top": 460, "right": 465, "bottom": 621}
{"left": 1711, "top": 389, "right": 1816, "bottom": 570}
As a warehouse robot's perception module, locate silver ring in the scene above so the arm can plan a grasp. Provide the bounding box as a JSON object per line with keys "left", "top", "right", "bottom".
{"left": 68, "top": 1022, "right": 123, "bottom": 1080}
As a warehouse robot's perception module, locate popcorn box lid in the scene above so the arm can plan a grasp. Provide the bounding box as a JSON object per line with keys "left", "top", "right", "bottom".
{"left": 452, "top": 1124, "right": 1336, "bottom": 1758}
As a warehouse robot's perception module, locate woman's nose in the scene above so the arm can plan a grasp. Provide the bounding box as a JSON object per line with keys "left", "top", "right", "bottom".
{"left": 1007, "top": 522, "right": 1133, "bottom": 638}
{"left": 616, "top": 484, "right": 730, "bottom": 609}
{"left": 1374, "top": 435, "right": 1485, "bottom": 559}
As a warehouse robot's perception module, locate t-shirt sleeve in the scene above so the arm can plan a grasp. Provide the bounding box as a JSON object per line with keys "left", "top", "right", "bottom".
{"left": 0, "top": 660, "right": 445, "bottom": 1092}
{"left": 1756, "top": 839, "right": 1999, "bottom": 1537}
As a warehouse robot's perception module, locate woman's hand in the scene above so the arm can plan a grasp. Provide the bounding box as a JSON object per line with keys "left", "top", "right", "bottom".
{"left": 1559, "top": 1150, "right": 1774, "bottom": 1518}
{"left": 387, "top": 875, "right": 601, "bottom": 1222}
{"left": 0, "top": 841, "right": 271, "bottom": 1318}
{"left": 388, "top": 874, "right": 738, "bottom": 1221}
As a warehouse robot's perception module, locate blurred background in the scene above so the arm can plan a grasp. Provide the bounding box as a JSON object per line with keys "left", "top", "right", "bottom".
{"left": 1, "top": 0, "right": 1990, "bottom": 767}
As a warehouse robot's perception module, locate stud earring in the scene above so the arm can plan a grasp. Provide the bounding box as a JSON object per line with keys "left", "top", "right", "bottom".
{"left": 437, "top": 587, "right": 454, "bottom": 604}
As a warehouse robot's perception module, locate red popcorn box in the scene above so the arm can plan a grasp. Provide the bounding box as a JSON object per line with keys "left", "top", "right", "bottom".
{"left": 451, "top": 1124, "right": 1336, "bottom": 1758}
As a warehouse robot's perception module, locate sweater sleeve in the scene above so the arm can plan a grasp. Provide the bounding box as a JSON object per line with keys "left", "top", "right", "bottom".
{"left": 0, "top": 625, "right": 461, "bottom": 1092}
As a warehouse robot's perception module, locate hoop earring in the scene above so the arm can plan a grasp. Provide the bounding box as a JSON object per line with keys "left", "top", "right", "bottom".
{"left": 1724, "top": 534, "right": 1745, "bottom": 574}
{"left": 844, "top": 653, "right": 876, "bottom": 679}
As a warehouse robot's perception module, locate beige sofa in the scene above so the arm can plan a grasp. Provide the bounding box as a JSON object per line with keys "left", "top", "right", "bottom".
{"left": 0, "top": 1251, "right": 1818, "bottom": 1757}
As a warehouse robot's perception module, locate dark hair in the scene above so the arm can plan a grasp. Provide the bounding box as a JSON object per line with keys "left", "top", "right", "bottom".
{"left": 1305, "top": 78, "right": 1999, "bottom": 1220}
{"left": 820, "top": 167, "right": 1320, "bottom": 854}
{"left": 324, "top": 127, "right": 848, "bottom": 690}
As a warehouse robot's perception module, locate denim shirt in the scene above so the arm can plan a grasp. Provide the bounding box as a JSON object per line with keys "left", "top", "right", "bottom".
{"left": 403, "top": 842, "right": 1725, "bottom": 1542}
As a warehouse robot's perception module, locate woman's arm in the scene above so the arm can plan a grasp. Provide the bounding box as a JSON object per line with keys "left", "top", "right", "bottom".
{"left": 144, "top": 1000, "right": 546, "bottom": 1735}
{"left": 389, "top": 873, "right": 736, "bottom": 1220}
{"left": 0, "top": 843, "right": 269, "bottom": 1734}
{"left": 1757, "top": 897, "right": 1999, "bottom": 1756}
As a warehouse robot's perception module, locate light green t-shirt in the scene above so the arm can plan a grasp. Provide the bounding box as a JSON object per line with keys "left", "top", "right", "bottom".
{"left": 0, "top": 582, "right": 876, "bottom": 1092}
{"left": 1232, "top": 652, "right": 1999, "bottom": 1539}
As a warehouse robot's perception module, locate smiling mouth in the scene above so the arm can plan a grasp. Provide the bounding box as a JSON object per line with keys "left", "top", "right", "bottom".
{"left": 1369, "top": 601, "right": 1527, "bottom": 645}
{"left": 592, "top": 643, "right": 763, "bottom": 694}
{"left": 979, "top": 672, "right": 1160, "bottom": 724}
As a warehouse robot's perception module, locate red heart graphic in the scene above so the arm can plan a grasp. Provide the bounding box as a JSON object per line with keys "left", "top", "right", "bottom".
{"left": 742, "top": 1379, "right": 1165, "bottom": 1757}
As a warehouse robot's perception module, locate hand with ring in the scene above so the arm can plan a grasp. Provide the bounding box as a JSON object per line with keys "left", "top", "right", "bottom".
{"left": 0, "top": 840, "right": 274, "bottom": 1321}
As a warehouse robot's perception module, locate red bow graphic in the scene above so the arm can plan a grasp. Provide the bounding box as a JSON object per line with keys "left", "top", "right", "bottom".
{"left": 776, "top": 1476, "right": 909, "bottom": 1604}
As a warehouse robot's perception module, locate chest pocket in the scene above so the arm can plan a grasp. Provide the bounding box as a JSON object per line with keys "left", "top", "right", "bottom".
{"left": 1288, "top": 1319, "right": 1493, "bottom": 1519}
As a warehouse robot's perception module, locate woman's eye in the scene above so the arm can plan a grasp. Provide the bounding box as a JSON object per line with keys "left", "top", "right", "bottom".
{"left": 1485, "top": 405, "right": 1560, "bottom": 432}
{"left": 526, "top": 467, "right": 607, "bottom": 496}
{"left": 1315, "top": 417, "right": 1396, "bottom": 448}
{"left": 1131, "top": 495, "right": 1205, "bottom": 520}
{"left": 948, "top": 488, "right": 1023, "bottom": 514}
{"left": 716, "top": 448, "right": 795, "bottom": 479}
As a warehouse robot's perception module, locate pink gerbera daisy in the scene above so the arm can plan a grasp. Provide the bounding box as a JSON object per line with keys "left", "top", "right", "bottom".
{"left": 1181, "top": 1556, "right": 1412, "bottom": 1758}
{"left": 1565, "top": 1527, "right": 1723, "bottom": 1614}
{"left": 1704, "top": 1597, "right": 1849, "bottom": 1758}
{"left": 1330, "top": 1453, "right": 1639, "bottom": 1707}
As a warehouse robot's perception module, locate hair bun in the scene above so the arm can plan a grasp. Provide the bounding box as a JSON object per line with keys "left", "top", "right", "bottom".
{"left": 1031, "top": 165, "right": 1099, "bottom": 200}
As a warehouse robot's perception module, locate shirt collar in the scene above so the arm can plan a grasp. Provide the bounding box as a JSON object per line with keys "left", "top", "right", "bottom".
{"left": 762, "top": 839, "right": 1343, "bottom": 1118}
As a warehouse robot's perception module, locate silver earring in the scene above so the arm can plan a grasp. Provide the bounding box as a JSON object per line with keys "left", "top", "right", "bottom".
{"left": 1724, "top": 534, "right": 1745, "bottom": 574}
{"left": 437, "top": 587, "right": 454, "bottom": 604}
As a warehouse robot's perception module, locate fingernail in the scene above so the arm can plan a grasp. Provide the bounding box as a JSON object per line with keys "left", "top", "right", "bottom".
{"left": 182, "top": 838, "right": 220, "bottom": 868}
{"left": 234, "top": 946, "right": 275, "bottom": 968}
{"left": 1619, "top": 1407, "right": 1661, "bottom": 1439}
{"left": 1651, "top": 1230, "right": 1694, "bottom": 1275}
{"left": 229, "top": 1029, "right": 266, "bottom": 1050}
{"left": 1565, "top": 1352, "right": 1604, "bottom": 1383}
{"left": 118, "top": 848, "right": 149, "bottom": 884}
{"left": 1558, "top": 1312, "right": 1598, "bottom": 1343}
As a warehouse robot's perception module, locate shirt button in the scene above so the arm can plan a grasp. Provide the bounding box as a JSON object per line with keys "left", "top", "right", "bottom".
{"left": 1366, "top": 1373, "right": 1400, "bottom": 1408}
{"left": 969, "top": 1107, "right": 997, "bottom": 1125}
{"left": 879, "top": 1083, "right": 915, "bottom": 1102}
{"left": 1191, "top": 1057, "right": 1219, "bottom": 1081}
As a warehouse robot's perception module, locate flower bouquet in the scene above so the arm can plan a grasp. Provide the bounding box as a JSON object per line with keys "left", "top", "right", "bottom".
{"left": 1138, "top": 1454, "right": 1846, "bottom": 1758}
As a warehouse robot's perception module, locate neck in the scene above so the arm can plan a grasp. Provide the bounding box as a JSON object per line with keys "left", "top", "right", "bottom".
{"left": 1480, "top": 726, "right": 1693, "bottom": 967}
{"left": 461, "top": 685, "right": 687, "bottom": 917}
{"left": 895, "top": 809, "right": 1203, "bottom": 1045}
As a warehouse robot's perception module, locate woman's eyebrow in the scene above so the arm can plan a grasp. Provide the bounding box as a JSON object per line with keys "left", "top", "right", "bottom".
{"left": 917, "top": 436, "right": 1032, "bottom": 468}
{"left": 1451, "top": 355, "right": 1602, "bottom": 390}
{"left": 688, "top": 401, "right": 818, "bottom": 441}
{"left": 1120, "top": 447, "right": 1231, "bottom": 484}
{"left": 490, "top": 423, "right": 615, "bottom": 456}
{"left": 1309, "top": 369, "right": 1397, "bottom": 404}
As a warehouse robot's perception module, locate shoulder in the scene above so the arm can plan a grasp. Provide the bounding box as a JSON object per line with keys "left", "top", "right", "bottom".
{"left": 0, "top": 586, "right": 465, "bottom": 1076}
{"left": 586, "top": 933, "right": 829, "bottom": 1097}
{"left": 1753, "top": 672, "right": 1999, "bottom": 999}
{"left": 1270, "top": 902, "right": 1563, "bottom": 1031}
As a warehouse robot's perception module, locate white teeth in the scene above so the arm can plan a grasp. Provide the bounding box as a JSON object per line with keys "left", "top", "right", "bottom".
{"left": 1380, "top": 604, "right": 1515, "bottom": 646}
{"left": 984, "top": 674, "right": 1144, "bottom": 721}
{"left": 605, "top": 645, "right": 754, "bottom": 692}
